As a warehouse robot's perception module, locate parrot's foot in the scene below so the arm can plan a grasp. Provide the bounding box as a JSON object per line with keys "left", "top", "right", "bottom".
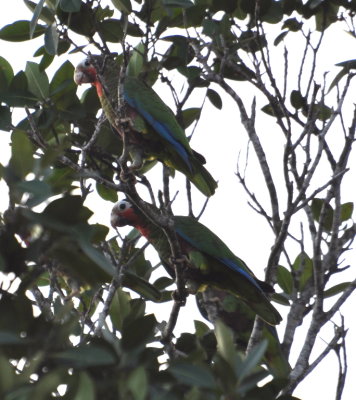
{"left": 172, "top": 288, "right": 187, "bottom": 305}
{"left": 116, "top": 117, "right": 134, "bottom": 131}
{"left": 128, "top": 148, "right": 144, "bottom": 171}
{"left": 64, "top": 289, "right": 80, "bottom": 301}
{"left": 185, "top": 279, "right": 200, "bottom": 294}
{"left": 119, "top": 169, "right": 136, "bottom": 184}
{"left": 169, "top": 254, "right": 190, "bottom": 267}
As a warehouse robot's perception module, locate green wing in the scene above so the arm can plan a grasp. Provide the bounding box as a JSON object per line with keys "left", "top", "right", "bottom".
{"left": 174, "top": 216, "right": 282, "bottom": 325}
{"left": 123, "top": 76, "right": 193, "bottom": 169}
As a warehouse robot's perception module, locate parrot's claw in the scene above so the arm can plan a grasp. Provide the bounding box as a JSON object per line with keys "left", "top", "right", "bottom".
{"left": 128, "top": 148, "right": 144, "bottom": 170}
{"left": 172, "top": 289, "right": 187, "bottom": 305}
{"left": 185, "top": 279, "right": 200, "bottom": 294}
{"left": 169, "top": 255, "right": 190, "bottom": 266}
{"left": 119, "top": 169, "right": 136, "bottom": 184}
{"left": 64, "top": 289, "right": 80, "bottom": 301}
{"left": 118, "top": 117, "right": 134, "bottom": 131}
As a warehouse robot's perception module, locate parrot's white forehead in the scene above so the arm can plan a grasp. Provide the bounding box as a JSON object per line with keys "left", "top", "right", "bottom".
{"left": 116, "top": 199, "right": 133, "bottom": 212}
{"left": 78, "top": 58, "right": 92, "bottom": 67}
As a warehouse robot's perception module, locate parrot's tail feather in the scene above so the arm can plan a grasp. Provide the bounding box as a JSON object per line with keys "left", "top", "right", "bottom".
{"left": 191, "top": 165, "right": 218, "bottom": 197}
{"left": 257, "top": 279, "right": 275, "bottom": 294}
{"left": 250, "top": 300, "right": 282, "bottom": 325}
{"left": 192, "top": 149, "right": 206, "bottom": 164}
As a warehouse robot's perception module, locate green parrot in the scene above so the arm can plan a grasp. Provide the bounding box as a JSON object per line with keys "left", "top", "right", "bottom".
{"left": 74, "top": 55, "right": 217, "bottom": 197}
{"left": 110, "top": 199, "right": 282, "bottom": 326}
{"left": 196, "top": 288, "right": 290, "bottom": 379}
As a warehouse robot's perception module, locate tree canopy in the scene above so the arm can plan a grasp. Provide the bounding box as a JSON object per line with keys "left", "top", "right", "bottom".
{"left": 0, "top": 0, "right": 355, "bottom": 399}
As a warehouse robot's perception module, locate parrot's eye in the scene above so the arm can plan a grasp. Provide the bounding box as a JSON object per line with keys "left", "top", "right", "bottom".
{"left": 84, "top": 59, "right": 91, "bottom": 67}
{"left": 118, "top": 200, "right": 132, "bottom": 211}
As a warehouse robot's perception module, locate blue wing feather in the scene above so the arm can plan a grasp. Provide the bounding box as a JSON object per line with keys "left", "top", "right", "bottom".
{"left": 217, "top": 257, "right": 265, "bottom": 293}
{"left": 176, "top": 227, "right": 265, "bottom": 293}
{"left": 124, "top": 92, "right": 192, "bottom": 171}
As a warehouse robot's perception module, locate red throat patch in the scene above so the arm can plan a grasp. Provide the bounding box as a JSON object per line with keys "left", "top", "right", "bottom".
{"left": 94, "top": 80, "right": 103, "bottom": 98}
{"left": 117, "top": 208, "right": 147, "bottom": 237}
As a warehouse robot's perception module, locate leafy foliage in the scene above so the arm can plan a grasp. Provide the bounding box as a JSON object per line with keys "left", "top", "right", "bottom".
{"left": 0, "top": 0, "right": 355, "bottom": 399}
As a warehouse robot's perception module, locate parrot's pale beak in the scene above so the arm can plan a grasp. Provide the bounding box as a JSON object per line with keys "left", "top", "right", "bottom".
{"left": 110, "top": 213, "right": 128, "bottom": 228}
{"left": 74, "top": 69, "right": 89, "bottom": 85}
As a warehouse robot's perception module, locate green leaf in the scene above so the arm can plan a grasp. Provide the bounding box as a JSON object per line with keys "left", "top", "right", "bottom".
{"left": 57, "top": 40, "right": 71, "bottom": 55}
{"left": 25, "top": 61, "right": 49, "bottom": 100}
{"left": 121, "top": 314, "right": 156, "bottom": 349}
{"left": 215, "top": 319, "right": 235, "bottom": 368}
{"left": 261, "top": 104, "right": 276, "bottom": 117}
{"left": 126, "top": 22, "right": 144, "bottom": 37}
{"left": 0, "top": 20, "right": 45, "bottom": 41}
{"left": 9, "top": 70, "right": 28, "bottom": 91}
{"left": 274, "top": 30, "right": 288, "bottom": 46}
{"left": 324, "top": 282, "right": 351, "bottom": 298}
{"left": 282, "top": 17, "right": 303, "bottom": 32}
{"left": 30, "top": 0, "right": 46, "bottom": 38}
{"left": 9, "top": 130, "right": 34, "bottom": 180}
{"left": 16, "top": 179, "right": 52, "bottom": 207}
{"left": 341, "top": 202, "right": 353, "bottom": 221}
{"left": 237, "top": 370, "right": 270, "bottom": 395}
{"left": 315, "top": 103, "right": 333, "bottom": 121}
{"left": 59, "top": 0, "right": 82, "bottom": 12}
{"left": 0, "top": 352, "right": 15, "bottom": 392}
{"left": 163, "top": 0, "right": 194, "bottom": 8}
{"left": 181, "top": 107, "right": 201, "bottom": 129}
{"left": 73, "top": 372, "right": 95, "bottom": 400}
{"left": 311, "top": 198, "right": 333, "bottom": 231}
{"left": 292, "top": 252, "right": 313, "bottom": 291}
{"left": 112, "top": 0, "right": 132, "bottom": 14}
{"left": 96, "top": 183, "right": 118, "bottom": 202}
{"left": 169, "top": 361, "right": 216, "bottom": 389}
{"left": 309, "top": 0, "right": 324, "bottom": 9}
{"left": 0, "top": 331, "right": 30, "bottom": 345}
{"left": 57, "top": 2, "right": 95, "bottom": 36}
{"left": 122, "top": 271, "right": 162, "bottom": 301}
{"left": 163, "top": 36, "right": 193, "bottom": 70}
{"left": 194, "top": 320, "right": 211, "bottom": 337}
{"left": 110, "top": 288, "right": 131, "bottom": 331}
{"left": 276, "top": 265, "right": 293, "bottom": 295}
{"left": 336, "top": 59, "right": 356, "bottom": 69}
{"left": 237, "top": 340, "right": 267, "bottom": 381}
{"left": 49, "top": 60, "right": 76, "bottom": 108}
{"left": 261, "top": 0, "right": 283, "bottom": 24}
{"left": 314, "top": 3, "right": 339, "bottom": 31}
{"left": 98, "top": 19, "right": 124, "bottom": 42}
{"left": 211, "top": 0, "right": 237, "bottom": 14}
{"left": 40, "top": 195, "right": 92, "bottom": 226}
{"left": 77, "top": 236, "right": 115, "bottom": 277}
{"left": 0, "top": 56, "right": 14, "bottom": 91}
{"left": 127, "top": 43, "right": 145, "bottom": 77}
{"left": 328, "top": 68, "right": 348, "bottom": 92}
{"left": 39, "top": 52, "right": 55, "bottom": 71}
{"left": 52, "top": 344, "right": 117, "bottom": 367}
{"left": 2, "top": 72, "right": 37, "bottom": 108}
{"left": 271, "top": 292, "right": 290, "bottom": 306}
{"left": 44, "top": 23, "right": 59, "bottom": 55}
{"left": 207, "top": 88, "right": 222, "bottom": 109}
{"left": 0, "top": 90, "right": 37, "bottom": 108}
{"left": 153, "top": 276, "right": 174, "bottom": 290}
{"left": 24, "top": 0, "right": 55, "bottom": 25}
{"left": 128, "top": 367, "right": 148, "bottom": 400}
{"left": 0, "top": 106, "right": 11, "bottom": 131}
{"left": 290, "top": 90, "right": 306, "bottom": 109}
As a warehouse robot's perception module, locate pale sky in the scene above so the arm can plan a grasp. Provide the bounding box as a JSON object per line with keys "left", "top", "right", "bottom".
{"left": 0, "top": 2, "right": 355, "bottom": 399}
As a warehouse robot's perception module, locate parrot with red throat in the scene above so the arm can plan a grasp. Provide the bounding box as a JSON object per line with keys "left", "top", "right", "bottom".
{"left": 74, "top": 55, "right": 217, "bottom": 197}
{"left": 110, "top": 199, "right": 282, "bottom": 326}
